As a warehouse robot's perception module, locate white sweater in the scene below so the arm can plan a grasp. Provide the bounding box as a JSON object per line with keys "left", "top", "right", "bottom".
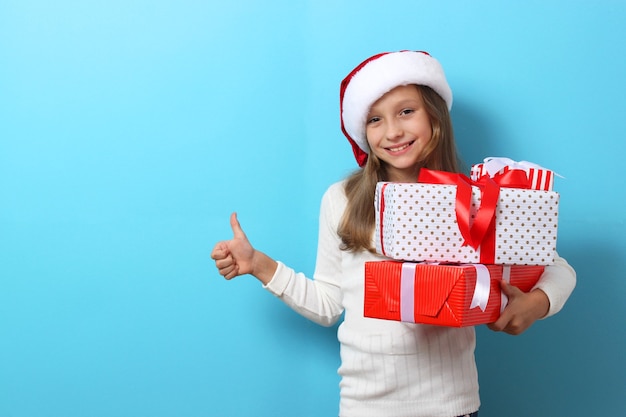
{"left": 264, "top": 181, "right": 576, "bottom": 417}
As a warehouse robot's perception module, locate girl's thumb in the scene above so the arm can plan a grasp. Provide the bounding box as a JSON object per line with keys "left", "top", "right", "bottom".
{"left": 230, "top": 212, "right": 247, "bottom": 239}
{"left": 500, "top": 280, "right": 521, "bottom": 297}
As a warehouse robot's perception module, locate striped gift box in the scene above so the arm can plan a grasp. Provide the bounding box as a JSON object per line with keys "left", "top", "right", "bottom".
{"left": 364, "top": 261, "right": 545, "bottom": 327}
{"left": 470, "top": 157, "right": 556, "bottom": 191}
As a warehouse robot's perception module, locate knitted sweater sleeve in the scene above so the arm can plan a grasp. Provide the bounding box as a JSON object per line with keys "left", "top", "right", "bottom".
{"left": 532, "top": 253, "right": 576, "bottom": 317}
{"left": 262, "top": 183, "right": 345, "bottom": 327}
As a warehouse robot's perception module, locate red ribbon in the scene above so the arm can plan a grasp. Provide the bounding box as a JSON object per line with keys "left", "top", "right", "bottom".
{"left": 417, "top": 168, "right": 501, "bottom": 263}
{"left": 378, "top": 183, "right": 389, "bottom": 256}
{"left": 491, "top": 169, "right": 532, "bottom": 189}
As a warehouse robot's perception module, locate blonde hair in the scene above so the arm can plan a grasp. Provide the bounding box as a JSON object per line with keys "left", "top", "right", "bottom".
{"left": 338, "top": 85, "right": 463, "bottom": 253}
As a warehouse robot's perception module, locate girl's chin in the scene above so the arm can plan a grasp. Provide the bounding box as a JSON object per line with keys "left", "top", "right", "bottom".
{"left": 385, "top": 163, "right": 421, "bottom": 181}
{"left": 385, "top": 155, "right": 421, "bottom": 169}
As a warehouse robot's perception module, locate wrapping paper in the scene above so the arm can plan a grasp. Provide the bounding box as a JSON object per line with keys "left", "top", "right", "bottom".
{"left": 470, "top": 157, "right": 556, "bottom": 191}
{"left": 374, "top": 171, "right": 560, "bottom": 265}
{"left": 364, "top": 261, "right": 545, "bottom": 327}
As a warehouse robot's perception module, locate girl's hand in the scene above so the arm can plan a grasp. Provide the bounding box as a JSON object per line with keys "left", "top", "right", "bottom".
{"left": 211, "top": 213, "right": 255, "bottom": 279}
{"left": 487, "top": 281, "right": 550, "bottom": 335}
{"left": 210, "top": 213, "right": 277, "bottom": 284}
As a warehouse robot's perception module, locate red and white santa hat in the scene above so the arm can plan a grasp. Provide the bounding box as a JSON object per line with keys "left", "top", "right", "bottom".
{"left": 340, "top": 50, "right": 453, "bottom": 167}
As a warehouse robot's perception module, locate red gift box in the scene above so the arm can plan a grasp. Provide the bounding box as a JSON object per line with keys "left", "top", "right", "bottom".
{"left": 364, "top": 261, "right": 545, "bottom": 327}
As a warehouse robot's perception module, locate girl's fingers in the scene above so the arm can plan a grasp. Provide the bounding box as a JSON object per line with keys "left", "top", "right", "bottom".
{"left": 214, "top": 255, "right": 234, "bottom": 270}
{"left": 211, "top": 242, "right": 229, "bottom": 260}
{"left": 223, "top": 266, "right": 240, "bottom": 280}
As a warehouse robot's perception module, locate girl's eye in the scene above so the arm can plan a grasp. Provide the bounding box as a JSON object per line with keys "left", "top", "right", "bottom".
{"left": 401, "top": 108, "right": 414, "bottom": 116}
{"left": 367, "top": 116, "right": 381, "bottom": 124}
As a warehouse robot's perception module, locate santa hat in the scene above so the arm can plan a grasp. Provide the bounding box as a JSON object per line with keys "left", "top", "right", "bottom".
{"left": 340, "top": 50, "right": 453, "bottom": 167}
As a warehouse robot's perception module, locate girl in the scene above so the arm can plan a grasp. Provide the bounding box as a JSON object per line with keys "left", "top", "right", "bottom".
{"left": 211, "top": 50, "right": 576, "bottom": 417}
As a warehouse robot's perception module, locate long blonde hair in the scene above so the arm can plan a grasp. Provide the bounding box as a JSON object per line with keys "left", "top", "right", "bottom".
{"left": 337, "top": 85, "right": 463, "bottom": 253}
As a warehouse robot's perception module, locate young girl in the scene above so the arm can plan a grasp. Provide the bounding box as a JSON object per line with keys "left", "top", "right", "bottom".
{"left": 211, "top": 50, "right": 576, "bottom": 417}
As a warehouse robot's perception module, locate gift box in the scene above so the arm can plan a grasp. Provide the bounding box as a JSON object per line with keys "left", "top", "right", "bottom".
{"left": 375, "top": 168, "right": 560, "bottom": 265}
{"left": 470, "top": 157, "right": 557, "bottom": 191}
{"left": 364, "top": 261, "right": 545, "bottom": 327}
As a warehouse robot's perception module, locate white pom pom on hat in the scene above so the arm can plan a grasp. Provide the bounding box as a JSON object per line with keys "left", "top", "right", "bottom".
{"left": 339, "top": 50, "right": 453, "bottom": 167}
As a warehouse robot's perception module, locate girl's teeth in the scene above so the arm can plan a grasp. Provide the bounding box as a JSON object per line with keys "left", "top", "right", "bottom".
{"left": 389, "top": 143, "right": 410, "bottom": 152}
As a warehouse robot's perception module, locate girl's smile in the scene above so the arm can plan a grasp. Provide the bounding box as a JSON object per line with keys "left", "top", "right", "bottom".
{"left": 384, "top": 140, "right": 415, "bottom": 154}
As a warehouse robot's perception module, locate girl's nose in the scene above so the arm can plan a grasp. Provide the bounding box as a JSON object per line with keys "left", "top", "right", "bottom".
{"left": 386, "top": 120, "right": 403, "bottom": 140}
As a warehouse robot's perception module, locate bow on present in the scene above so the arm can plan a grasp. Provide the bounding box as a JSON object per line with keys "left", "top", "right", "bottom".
{"left": 418, "top": 167, "right": 547, "bottom": 263}
{"left": 417, "top": 168, "right": 501, "bottom": 254}
{"left": 481, "top": 157, "right": 547, "bottom": 176}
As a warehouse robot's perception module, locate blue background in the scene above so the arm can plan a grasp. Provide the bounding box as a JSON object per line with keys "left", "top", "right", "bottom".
{"left": 1, "top": 1, "right": 625, "bottom": 416}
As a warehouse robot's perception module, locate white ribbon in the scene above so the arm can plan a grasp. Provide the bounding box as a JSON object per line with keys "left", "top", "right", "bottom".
{"left": 500, "top": 266, "right": 511, "bottom": 313}
{"left": 481, "top": 157, "right": 548, "bottom": 176}
{"left": 469, "top": 264, "right": 491, "bottom": 312}
{"left": 400, "top": 263, "right": 417, "bottom": 323}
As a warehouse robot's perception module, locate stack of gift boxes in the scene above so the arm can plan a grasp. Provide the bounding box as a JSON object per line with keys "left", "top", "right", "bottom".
{"left": 364, "top": 157, "right": 560, "bottom": 327}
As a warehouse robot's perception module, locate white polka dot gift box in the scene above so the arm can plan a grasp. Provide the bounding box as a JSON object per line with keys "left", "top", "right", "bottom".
{"left": 374, "top": 167, "right": 560, "bottom": 265}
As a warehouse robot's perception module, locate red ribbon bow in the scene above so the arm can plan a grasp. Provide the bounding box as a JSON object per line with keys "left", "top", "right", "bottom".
{"left": 490, "top": 169, "right": 533, "bottom": 190}
{"left": 417, "top": 168, "right": 505, "bottom": 263}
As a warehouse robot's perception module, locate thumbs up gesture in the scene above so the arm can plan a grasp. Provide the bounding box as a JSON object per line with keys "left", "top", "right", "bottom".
{"left": 211, "top": 213, "right": 277, "bottom": 283}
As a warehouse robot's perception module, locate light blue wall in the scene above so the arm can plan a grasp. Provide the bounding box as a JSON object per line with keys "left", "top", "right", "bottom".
{"left": 1, "top": 1, "right": 624, "bottom": 416}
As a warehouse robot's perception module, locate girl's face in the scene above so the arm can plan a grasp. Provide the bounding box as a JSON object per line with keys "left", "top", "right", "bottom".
{"left": 365, "top": 85, "right": 432, "bottom": 183}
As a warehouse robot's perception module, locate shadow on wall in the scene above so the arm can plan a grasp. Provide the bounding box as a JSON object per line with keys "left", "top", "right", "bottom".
{"left": 451, "top": 98, "right": 500, "bottom": 169}
{"left": 476, "top": 223, "right": 626, "bottom": 416}
{"left": 451, "top": 97, "right": 626, "bottom": 415}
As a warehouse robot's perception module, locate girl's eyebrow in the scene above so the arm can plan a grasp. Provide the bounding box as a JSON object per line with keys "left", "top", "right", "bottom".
{"left": 369, "top": 99, "right": 421, "bottom": 114}
{"left": 394, "top": 98, "right": 421, "bottom": 107}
